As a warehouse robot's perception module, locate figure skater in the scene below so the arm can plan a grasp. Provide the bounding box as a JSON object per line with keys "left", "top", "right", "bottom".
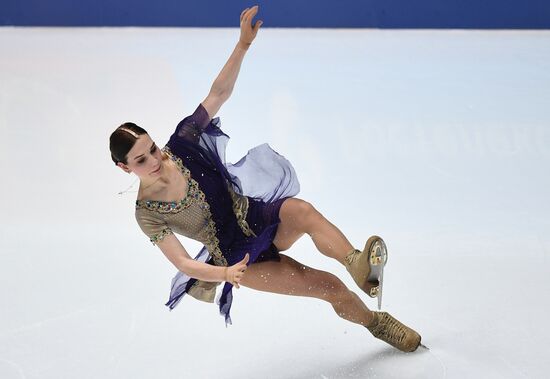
{"left": 109, "top": 5, "right": 422, "bottom": 352}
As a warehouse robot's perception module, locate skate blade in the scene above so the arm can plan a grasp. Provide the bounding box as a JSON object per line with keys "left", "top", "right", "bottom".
{"left": 377, "top": 266, "right": 384, "bottom": 310}
{"left": 419, "top": 343, "right": 430, "bottom": 350}
{"left": 365, "top": 238, "right": 387, "bottom": 309}
{"left": 366, "top": 239, "right": 387, "bottom": 277}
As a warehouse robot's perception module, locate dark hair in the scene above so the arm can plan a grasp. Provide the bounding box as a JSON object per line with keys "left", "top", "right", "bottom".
{"left": 109, "top": 122, "right": 148, "bottom": 165}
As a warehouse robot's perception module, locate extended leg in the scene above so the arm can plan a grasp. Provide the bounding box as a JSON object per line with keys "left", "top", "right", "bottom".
{"left": 240, "top": 253, "right": 375, "bottom": 326}
{"left": 273, "top": 198, "right": 353, "bottom": 265}
{"left": 273, "top": 197, "right": 388, "bottom": 306}
{"left": 241, "top": 254, "right": 422, "bottom": 352}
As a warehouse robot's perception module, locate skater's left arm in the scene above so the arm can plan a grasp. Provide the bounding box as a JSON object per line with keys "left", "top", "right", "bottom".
{"left": 201, "top": 5, "right": 263, "bottom": 119}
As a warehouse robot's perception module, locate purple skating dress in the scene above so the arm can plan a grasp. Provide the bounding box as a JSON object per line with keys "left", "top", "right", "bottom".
{"left": 134, "top": 103, "right": 300, "bottom": 326}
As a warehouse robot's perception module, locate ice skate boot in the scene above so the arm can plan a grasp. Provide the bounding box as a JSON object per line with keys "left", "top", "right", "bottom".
{"left": 343, "top": 235, "right": 388, "bottom": 309}
{"left": 366, "top": 311, "right": 421, "bottom": 352}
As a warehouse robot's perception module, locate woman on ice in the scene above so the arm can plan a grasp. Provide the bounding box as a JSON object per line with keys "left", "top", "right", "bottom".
{"left": 109, "top": 5, "right": 422, "bottom": 352}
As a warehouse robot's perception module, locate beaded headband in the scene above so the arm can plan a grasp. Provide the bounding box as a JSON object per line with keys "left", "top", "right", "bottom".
{"left": 119, "top": 127, "right": 139, "bottom": 138}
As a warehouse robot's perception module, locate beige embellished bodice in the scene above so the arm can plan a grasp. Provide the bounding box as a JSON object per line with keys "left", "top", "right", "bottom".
{"left": 135, "top": 156, "right": 228, "bottom": 266}
{"left": 134, "top": 146, "right": 256, "bottom": 302}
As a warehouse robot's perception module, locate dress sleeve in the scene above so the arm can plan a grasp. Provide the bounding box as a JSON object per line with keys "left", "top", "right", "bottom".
{"left": 135, "top": 210, "right": 173, "bottom": 246}
{"left": 171, "top": 103, "right": 212, "bottom": 144}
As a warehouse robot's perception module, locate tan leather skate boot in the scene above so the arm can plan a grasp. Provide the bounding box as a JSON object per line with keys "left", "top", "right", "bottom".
{"left": 343, "top": 235, "right": 388, "bottom": 309}
{"left": 366, "top": 311, "right": 421, "bottom": 352}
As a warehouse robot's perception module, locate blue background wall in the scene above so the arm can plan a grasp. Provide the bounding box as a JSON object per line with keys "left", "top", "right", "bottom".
{"left": 2, "top": 0, "right": 550, "bottom": 28}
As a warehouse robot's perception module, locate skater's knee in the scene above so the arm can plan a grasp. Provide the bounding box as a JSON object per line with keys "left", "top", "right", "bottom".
{"left": 293, "top": 199, "right": 322, "bottom": 231}
{"left": 319, "top": 273, "right": 350, "bottom": 304}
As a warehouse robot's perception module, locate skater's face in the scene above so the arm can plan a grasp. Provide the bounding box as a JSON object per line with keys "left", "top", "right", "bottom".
{"left": 117, "top": 134, "right": 166, "bottom": 179}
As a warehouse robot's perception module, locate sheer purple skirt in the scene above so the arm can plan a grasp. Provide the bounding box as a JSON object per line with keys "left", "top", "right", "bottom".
{"left": 164, "top": 116, "right": 300, "bottom": 326}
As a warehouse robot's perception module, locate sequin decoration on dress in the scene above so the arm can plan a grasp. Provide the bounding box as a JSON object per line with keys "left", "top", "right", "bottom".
{"left": 135, "top": 146, "right": 228, "bottom": 267}
{"left": 136, "top": 102, "right": 301, "bottom": 326}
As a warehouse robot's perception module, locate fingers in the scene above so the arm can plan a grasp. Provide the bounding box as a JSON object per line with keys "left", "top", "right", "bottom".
{"left": 233, "top": 271, "right": 243, "bottom": 288}
{"left": 241, "top": 5, "right": 259, "bottom": 25}
{"left": 248, "top": 5, "right": 259, "bottom": 18}
{"left": 237, "top": 261, "right": 247, "bottom": 274}
{"left": 240, "top": 8, "right": 249, "bottom": 23}
{"left": 253, "top": 19, "right": 263, "bottom": 31}
{"left": 232, "top": 253, "right": 251, "bottom": 288}
{"left": 233, "top": 275, "right": 241, "bottom": 288}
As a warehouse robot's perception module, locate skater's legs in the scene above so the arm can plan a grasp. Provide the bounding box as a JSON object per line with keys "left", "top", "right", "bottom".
{"left": 240, "top": 253, "right": 374, "bottom": 326}
{"left": 273, "top": 198, "right": 353, "bottom": 265}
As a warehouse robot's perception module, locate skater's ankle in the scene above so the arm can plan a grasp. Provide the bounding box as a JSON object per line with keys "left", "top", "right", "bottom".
{"left": 340, "top": 248, "right": 356, "bottom": 266}
{"left": 364, "top": 311, "right": 377, "bottom": 327}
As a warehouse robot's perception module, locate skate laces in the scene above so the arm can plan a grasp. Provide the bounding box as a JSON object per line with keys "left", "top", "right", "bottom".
{"left": 344, "top": 249, "right": 361, "bottom": 266}
{"left": 369, "top": 312, "right": 407, "bottom": 344}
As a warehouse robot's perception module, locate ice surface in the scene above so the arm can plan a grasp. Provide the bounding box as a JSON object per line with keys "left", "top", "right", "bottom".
{"left": 0, "top": 27, "right": 549, "bottom": 378}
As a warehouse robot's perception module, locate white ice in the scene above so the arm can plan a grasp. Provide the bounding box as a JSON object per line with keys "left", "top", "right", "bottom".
{"left": 1, "top": 27, "right": 549, "bottom": 378}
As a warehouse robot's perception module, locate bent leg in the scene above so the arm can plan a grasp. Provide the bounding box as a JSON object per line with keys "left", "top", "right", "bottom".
{"left": 273, "top": 198, "right": 354, "bottom": 265}
{"left": 241, "top": 253, "right": 374, "bottom": 326}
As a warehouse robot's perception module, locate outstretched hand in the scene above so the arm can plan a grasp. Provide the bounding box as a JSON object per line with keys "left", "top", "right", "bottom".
{"left": 225, "top": 253, "right": 250, "bottom": 288}
{"left": 239, "top": 5, "right": 263, "bottom": 47}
